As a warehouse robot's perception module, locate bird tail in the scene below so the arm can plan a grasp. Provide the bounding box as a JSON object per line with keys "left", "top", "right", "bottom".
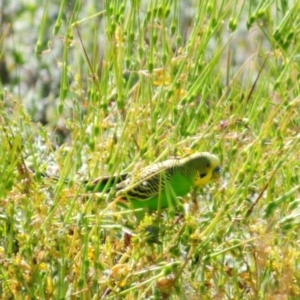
{"left": 29, "top": 166, "right": 128, "bottom": 193}
{"left": 84, "top": 173, "right": 128, "bottom": 192}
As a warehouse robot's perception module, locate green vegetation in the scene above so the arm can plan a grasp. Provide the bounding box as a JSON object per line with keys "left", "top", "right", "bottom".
{"left": 1, "top": 0, "right": 300, "bottom": 299}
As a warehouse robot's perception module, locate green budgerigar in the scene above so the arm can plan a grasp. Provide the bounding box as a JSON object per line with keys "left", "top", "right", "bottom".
{"left": 91, "top": 152, "right": 221, "bottom": 213}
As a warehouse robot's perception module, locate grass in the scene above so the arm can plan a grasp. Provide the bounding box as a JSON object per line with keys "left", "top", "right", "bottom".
{"left": 1, "top": 0, "right": 300, "bottom": 299}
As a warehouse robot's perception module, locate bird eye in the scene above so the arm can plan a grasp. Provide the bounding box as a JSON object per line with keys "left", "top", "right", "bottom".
{"left": 200, "top": 173, "right": 207, "bottom": 178}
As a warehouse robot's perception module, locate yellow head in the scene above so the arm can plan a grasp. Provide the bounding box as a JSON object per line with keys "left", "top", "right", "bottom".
{"left": 191, "top": 152, "right": 221, "bottom": 187}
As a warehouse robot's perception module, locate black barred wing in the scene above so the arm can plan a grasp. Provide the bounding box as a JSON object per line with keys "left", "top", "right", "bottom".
{"left": 116, "top": 159, "right": 177, "bottom": 201}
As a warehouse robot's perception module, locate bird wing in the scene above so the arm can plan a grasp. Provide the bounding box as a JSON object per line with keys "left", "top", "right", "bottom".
{"left": 116, "top": 159, "right": 177, "bottom": 201}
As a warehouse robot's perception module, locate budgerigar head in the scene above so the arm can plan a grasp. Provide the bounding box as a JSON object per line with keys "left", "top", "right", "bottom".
{"left": 184, "top": 152, "right": 221, "bottom": 187}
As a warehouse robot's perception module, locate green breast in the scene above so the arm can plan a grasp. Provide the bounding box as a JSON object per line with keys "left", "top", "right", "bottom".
{"left": 127, "top": 169, "right": 195, "bottom": 212}
{"left": 168, "top": 170, "right": 195, "bottom": 196}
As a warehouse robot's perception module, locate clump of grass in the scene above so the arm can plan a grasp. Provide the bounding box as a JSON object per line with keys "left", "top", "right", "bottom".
{"left": 1, "top": 0, "right": 300, "bottom": 299}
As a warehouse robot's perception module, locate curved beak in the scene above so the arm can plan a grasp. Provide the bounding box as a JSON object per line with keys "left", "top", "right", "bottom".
{"left": 213, "top": 166, "right": 222, "bottom": 179}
